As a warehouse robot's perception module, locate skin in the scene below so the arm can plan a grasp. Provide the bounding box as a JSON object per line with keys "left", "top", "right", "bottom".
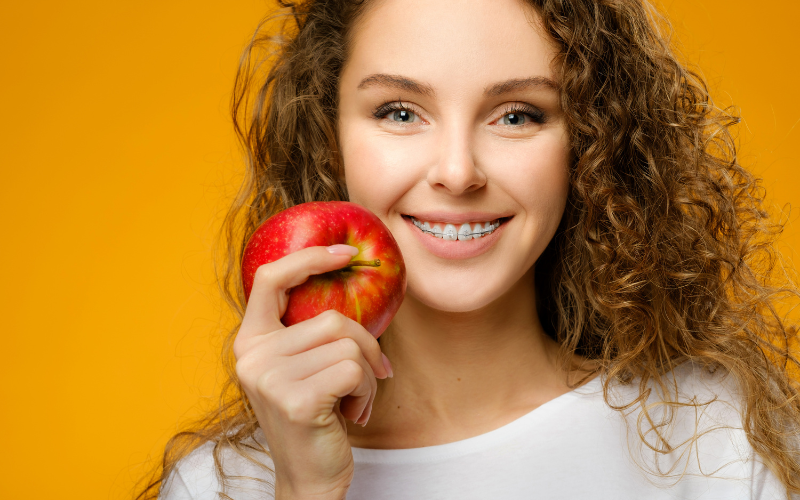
{"left": 337, "top": 0, "right": 598, "bottom": 448}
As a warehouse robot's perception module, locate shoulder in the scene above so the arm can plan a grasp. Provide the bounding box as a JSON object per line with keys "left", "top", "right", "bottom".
{"left": 602, "top": 360, "right": 789, "bottom": 496}
{"left": 602, "top": 360, "right": 747, "bottom": 430}
{"left": 159, "top": 429, "right": 276, "bottom": 500}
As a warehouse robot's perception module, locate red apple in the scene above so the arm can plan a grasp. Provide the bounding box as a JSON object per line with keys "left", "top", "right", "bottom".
{"left": 241, "top": 201, "right": 406, "bottom": 338}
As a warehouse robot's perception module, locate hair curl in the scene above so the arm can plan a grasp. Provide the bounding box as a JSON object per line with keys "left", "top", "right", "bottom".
{"left": 134, "top": 0, "right": 800, "bottom": 498}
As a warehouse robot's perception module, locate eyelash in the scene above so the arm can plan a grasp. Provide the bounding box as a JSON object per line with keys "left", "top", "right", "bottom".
{"left": 371, "top": 100, "right": 546, "bottom": 125}
{"left": 372, "top": 100, "right": 415, "bottom": 120}
{"left": 499, "top": 104, "right": 546, "bottom": 125}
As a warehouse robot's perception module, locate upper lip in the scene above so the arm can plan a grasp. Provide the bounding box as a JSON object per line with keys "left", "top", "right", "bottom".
{"left": 404, "top": 211, "right": 514, "bottom": 225}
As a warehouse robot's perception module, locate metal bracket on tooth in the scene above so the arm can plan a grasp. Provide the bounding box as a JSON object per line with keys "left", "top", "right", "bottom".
{"left": 412, "top": 219, "right": 500, "bottom": 238}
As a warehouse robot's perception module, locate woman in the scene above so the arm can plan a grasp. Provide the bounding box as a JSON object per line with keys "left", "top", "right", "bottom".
{"left": 138, "top": 0, "right": 800, "bottom": 498}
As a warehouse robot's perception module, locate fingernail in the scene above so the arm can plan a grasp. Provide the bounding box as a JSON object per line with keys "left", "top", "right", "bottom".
{"left": 381, "top": 353, "right": 394, "bottom": 379}
{"left": 360, "top": 404, "right": 373, "bottom": 427}
{"left": 326, "top": 244, "right": 359, "bottom": 256}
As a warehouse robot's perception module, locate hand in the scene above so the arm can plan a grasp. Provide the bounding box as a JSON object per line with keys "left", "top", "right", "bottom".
{"left": 233, "top": 245, "right": 393, "bottom": 499}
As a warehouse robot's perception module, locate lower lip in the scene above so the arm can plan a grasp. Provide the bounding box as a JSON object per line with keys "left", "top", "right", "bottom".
{"left": 404, "top": 217, "right": 508, "bottom": 260}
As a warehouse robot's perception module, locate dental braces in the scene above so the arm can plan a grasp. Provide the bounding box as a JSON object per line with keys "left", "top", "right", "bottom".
{"left": 412, "top": 219, "right": 501, "bottom": 239}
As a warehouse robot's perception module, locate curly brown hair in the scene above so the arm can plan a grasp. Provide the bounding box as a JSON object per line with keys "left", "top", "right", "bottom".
{"left": 134, "top": 0, "right": 800, "bottom": 498}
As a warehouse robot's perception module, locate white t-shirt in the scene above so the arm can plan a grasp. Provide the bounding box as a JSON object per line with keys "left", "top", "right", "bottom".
{"left": 159, "top": 362, "right": 794, "bottom": 499}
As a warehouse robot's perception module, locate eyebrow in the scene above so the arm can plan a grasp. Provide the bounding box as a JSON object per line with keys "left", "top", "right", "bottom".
{"left": 484, "top": 76, "right": 559, "bottom": 96}
{"left": 356, "top": 74, "right": 559, "bottom": 97}
{"left": 357, "top": 74, "right": 436, "bottom": 97}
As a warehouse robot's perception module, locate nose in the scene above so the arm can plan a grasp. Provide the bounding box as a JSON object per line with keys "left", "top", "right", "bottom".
{"left": 426, "top": 127, "right": 487, "bottom": 195}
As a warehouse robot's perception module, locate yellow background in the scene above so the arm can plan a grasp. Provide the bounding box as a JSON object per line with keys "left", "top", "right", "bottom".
{"left": 1, "top": 1, "right": 798, "bottom": 498}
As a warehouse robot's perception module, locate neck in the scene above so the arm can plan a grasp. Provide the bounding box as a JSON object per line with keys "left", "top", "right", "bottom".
{"left": 347, "top": 268, "right": 588, "bottom": 447}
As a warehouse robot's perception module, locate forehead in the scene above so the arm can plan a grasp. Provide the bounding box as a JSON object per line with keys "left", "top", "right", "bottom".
{"left": 344, "top": 0, "right": 557, "bottom": 95}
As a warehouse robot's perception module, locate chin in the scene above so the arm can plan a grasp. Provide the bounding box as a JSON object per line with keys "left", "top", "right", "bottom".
{"left": 404, "top": 270, "right": 513, "bottom": 313}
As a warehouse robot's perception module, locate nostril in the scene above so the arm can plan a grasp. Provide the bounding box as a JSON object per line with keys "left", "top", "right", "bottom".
{"left": 426, "top": 159, "right": 487, "bottom": 195}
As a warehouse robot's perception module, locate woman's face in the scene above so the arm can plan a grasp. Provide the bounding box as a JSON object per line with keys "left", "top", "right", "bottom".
{"left": 338, "top": 0, "right": 569, "bottom": 313}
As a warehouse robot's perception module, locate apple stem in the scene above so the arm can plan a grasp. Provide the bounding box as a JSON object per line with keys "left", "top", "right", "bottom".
{"left": 344, "top": 258, "right": 381, "bottom": 269}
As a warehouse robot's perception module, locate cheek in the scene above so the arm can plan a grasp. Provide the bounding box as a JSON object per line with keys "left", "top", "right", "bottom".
{"left": 517, "top": 145, "right": 569, "bottom": 221}
{"left": 478, "top": 131, "right": 570, "bottom": 275}
{"left": 341, "top": 125, "right": 431, "bottom": 216}
{"left": 482, "top": 131, "right": 570, "bottom": 215}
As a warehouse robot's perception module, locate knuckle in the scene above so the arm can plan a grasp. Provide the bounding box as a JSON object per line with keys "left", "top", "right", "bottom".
{"left": 280, "top": 393, "right": 311, "bottom": 424}
{"left": 320, "top": 309, "right": 345, "bottom": 331}
{"left": 235, "top": 353, "right": 261, "bottom": 385}
{"left": 335, "top": 337, "right": 361, "bottom": 359}
{"left": 254, "top": 371, "right": 277, "bottom": 398}
{"left": 235, "top": 364, "right": 254, "bottom": 391}
{"left": 236, "top": 345, "right": 278, "bottom": 388}
{"left": 339, "top": 359, "right": 363, "bottom": 381}
{"left": 253, "top": 264, "right": 274, "bottom": 286}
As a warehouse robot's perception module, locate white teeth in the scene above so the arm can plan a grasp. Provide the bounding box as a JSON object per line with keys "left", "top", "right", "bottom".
{"left": 411, "top": 217, "right": 503, "bottom": 240}
{"left": 458, "top": 223, "right": 472, "bottom": 241}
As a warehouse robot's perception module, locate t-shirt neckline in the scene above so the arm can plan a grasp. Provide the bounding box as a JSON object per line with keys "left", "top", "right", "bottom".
{"left": 350, "top": 373, "right": 603, "bottom": 464}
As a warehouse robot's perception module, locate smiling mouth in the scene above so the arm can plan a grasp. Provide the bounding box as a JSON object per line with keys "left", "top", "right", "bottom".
{"left": 405, "top": 215, "right": 510, "bottom": 241}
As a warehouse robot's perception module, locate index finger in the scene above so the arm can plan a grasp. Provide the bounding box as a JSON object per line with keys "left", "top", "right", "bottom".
{"left": 238, "top": 245, "right": 359, "bottom": 340}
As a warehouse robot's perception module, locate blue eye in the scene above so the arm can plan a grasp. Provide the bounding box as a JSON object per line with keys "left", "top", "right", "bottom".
{"left": 389, "top": 109, "right": 416, "bottom": 123}
{"left": 373, "top": 101, "right": 420, "bottom": 124}
{"left": 501, "top": 113, "right": 526, "bottom": 125}
{"left": 373, "top": 101, "right": 545, "bottom": 126}
{"left": 498, "top": 105, "right": 546, "bottom": 126}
